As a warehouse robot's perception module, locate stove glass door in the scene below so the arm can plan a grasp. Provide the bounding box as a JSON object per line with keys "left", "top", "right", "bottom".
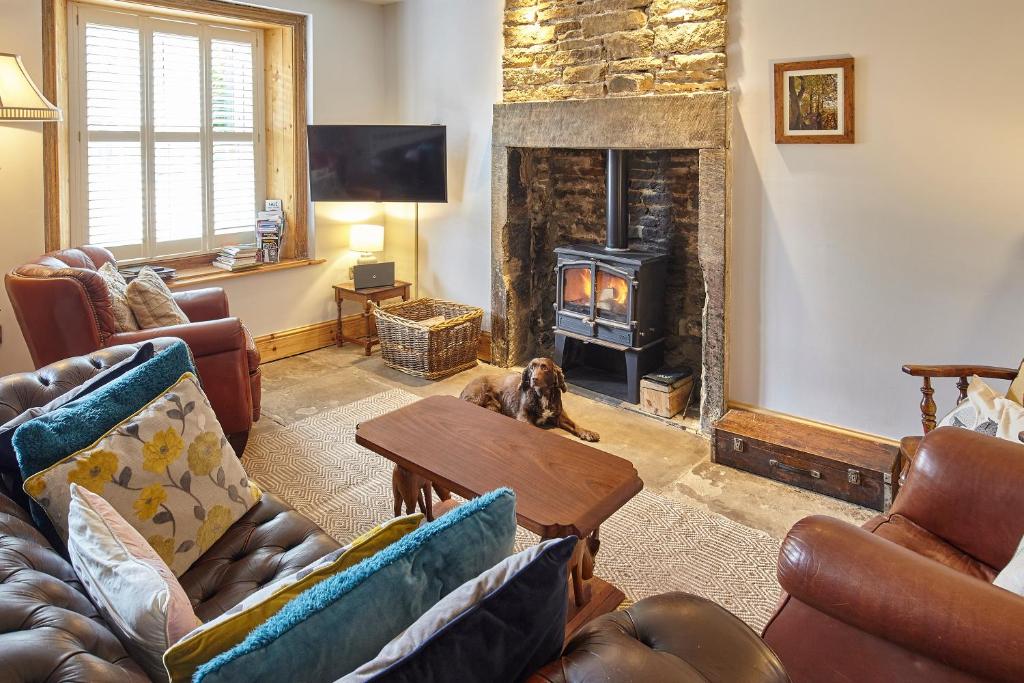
{"left": 594, "top": 266, "right": 631, "bottom": 324}
{"left": 560, "top": 264, "right": 594, "bottom": 317}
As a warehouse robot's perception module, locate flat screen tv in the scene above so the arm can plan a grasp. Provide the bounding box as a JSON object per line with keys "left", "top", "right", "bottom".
{"left": 308, "top": 125, "right": 447, "bottom": 203}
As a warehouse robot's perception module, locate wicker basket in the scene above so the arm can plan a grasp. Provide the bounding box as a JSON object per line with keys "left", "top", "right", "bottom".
{"left": 373, "top": 298, "right": 483, "bottom": 380}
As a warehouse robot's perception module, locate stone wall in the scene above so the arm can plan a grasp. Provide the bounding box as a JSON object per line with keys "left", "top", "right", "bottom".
{"left": 505, "top": 147, "right": 704, "bottom": 375}
{"left": 503, "top": 0, "right": 727, "bottom": 102}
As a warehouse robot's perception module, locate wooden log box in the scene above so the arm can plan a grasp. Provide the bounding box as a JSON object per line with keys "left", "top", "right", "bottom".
{"left": 713, "top": 409, "right": 900, "bottom": 511}
{"left": 640, "top": 375, "right": 694, "bottom": 418}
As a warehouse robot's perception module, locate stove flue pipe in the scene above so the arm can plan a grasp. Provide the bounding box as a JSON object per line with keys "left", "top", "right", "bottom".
{"left": 605, "top": 149, "right": 629, "bottom": 252}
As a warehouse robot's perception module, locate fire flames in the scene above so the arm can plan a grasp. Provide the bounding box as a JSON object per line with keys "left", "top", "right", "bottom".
{"left": 564, "top": 267, "right": 593, "bottom": 304}
{"left": 563, "top": 267, "right": 627, "bottom": 309}
{"left": 597, "top": 270, "right": 628, "bottom": 307}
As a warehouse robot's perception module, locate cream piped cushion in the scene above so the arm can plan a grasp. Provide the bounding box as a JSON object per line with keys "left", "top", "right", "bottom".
{"left": 126, "top": 266, "right": 189, "bottom": 329}
{"left": 97, "top": 262, "right": 140, "bottom": 332}
{"left": 939, "top": 375, "right": 1024, "bottom": 443}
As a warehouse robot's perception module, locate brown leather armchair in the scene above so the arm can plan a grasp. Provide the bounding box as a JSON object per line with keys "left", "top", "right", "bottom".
{"left": 5, "top": 246, "right": 261, "bottom": 452}
{"left": 763, "top": 427, "right": 1024, "bottom": 683}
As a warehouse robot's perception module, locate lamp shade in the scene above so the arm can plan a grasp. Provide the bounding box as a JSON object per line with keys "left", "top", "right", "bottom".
{"left": 0, "top": 53, "right": 61, "bottom": 121}
{"left": 349, "top": 223, "right": 384, "bottom": 253}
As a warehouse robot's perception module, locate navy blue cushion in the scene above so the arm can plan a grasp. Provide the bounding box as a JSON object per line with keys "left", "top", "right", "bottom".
{"left": 343, "top": 536, "right": 575, "bottom": 683}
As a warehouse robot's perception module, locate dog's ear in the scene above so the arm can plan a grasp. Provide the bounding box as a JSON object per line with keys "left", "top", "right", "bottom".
{"left": 554, "top": 365, "right": 567, "bottom": 392}
{"left": 520, "top": 366, "right": 532, "bottom": 392}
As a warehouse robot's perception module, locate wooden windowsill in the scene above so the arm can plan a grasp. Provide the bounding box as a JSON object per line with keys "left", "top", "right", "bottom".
{"left": 167, "top": 257, "right": 326, "bottom": 289}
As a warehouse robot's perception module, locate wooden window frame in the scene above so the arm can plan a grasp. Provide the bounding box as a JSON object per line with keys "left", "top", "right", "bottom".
{"left": 43, "top": 0, "right": 310, "bottom": 267}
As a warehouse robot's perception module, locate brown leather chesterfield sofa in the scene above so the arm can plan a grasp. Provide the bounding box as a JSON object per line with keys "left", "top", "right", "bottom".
{"left": 0, "top": 347, "right": 791, "bottom": 683}
{"left": 0, "top": 346, "right": 337, "bottom": 681}
{"left": 764, "top": 427, "right": 1024, "bottom": 683}
{"left": 5, "top": 246, "right": 260, "bottom": 452}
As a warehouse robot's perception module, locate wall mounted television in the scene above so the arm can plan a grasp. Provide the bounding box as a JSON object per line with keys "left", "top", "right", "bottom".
{"left": 308, "top": 124, "right": 447, "bottom": 203}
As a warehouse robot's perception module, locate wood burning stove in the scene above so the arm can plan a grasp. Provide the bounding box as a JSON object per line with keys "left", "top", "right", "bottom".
{"left": 552, "top": 150, "right": 668, "bottom": 404}
{"left": 554, "top": 244, "right": 666, "bottom": 348}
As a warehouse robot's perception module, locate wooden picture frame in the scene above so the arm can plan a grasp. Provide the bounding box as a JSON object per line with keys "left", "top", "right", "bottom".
{"left": 774, "top": 57, "right": 854, "bottom": 144}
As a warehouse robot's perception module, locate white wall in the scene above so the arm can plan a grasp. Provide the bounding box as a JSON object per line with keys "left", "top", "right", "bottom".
{"left": 0, "top": 0, "right": 48, "bottom": 374}
{"left": 0, "top": 0, "right": 392, "bottom": 375}
{"left": 383, "top": 0, "right": 503, "bottom": 315}
{"left": 728, "top": 0, "right": 1024, "bottom": 437}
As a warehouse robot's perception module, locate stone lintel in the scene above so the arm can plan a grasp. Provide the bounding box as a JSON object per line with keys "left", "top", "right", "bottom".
{"left": 493, "top": 92, "right": 729, "bottom": 151}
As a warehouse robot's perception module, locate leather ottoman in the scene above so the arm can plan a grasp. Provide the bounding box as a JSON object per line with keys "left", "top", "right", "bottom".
{"left": 532, "top": 593, "right": 790, "bottom": 682}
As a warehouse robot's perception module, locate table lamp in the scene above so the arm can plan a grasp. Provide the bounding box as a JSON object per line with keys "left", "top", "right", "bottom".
{"left": 0, "top": 53, "right": 62, "bottom": 121}
{"left": 349, "top": 223, "right": 384, "bottom": 264}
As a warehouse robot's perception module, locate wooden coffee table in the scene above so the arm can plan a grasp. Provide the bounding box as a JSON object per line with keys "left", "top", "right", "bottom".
{"left": 355, "top": 395, "right": 644, "bottom": 634}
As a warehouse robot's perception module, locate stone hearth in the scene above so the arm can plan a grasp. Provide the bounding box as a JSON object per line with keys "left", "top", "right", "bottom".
{"left": 490, "top": 92, "right": 728, "bottom": 431}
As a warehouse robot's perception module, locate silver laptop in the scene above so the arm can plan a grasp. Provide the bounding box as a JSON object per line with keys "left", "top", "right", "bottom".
{"left": 353, "top": 262, "right": 395, "bottom": 290}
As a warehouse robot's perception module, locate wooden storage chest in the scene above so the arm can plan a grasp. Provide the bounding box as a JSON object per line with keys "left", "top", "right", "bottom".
{"left": 713, "top": 409, "right": 900, "bottom": 511}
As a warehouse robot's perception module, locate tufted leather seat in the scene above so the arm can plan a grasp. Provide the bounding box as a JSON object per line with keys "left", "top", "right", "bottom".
{"left": 531, "top": 593, "right": 790, "bottom": 683}
{"left": 0, "top": 485, "right": 338, "bottom": 682}
{"left": 0, "top": 491, "right": 149, "bottom": 682}
{"left": 180, "top": 492, "right": 341, "bottom": 621}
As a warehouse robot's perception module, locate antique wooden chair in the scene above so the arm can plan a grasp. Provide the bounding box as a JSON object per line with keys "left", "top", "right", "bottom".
{"left": 899, "top": 361, "right": 1024, "bottom": 483}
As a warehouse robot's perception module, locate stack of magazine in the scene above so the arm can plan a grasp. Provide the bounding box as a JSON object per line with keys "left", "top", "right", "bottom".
{"left": 213, "top": 244, "right": 260, "bottom": 272}
{"left": 257, "top": 199, "right": 284, "bottom": 264}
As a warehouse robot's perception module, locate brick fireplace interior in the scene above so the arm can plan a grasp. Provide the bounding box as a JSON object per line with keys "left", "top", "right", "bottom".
{"left": 505, "top": 147, "right": 705, "bottom": 406}
{"left": 490, "top": 94, "right": 728, "bottom": 431}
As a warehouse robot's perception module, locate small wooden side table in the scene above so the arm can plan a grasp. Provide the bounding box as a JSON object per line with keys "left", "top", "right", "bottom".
{"left": 333, "top": 280, "right": 411, "bottom": 356}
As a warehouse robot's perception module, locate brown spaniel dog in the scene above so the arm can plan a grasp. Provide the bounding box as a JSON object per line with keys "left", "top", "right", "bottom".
{"left": 459, "top": 357, "right": 599, "bottom": 442}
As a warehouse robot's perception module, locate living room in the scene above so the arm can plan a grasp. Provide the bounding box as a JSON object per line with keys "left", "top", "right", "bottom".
{"left": 1, "top": 0, "right": 1022, "bottom": 681}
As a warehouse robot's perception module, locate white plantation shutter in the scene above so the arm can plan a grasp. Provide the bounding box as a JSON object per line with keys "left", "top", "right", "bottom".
{"left": 210, "top": 37, "right": 257, "bottom": 237}
{"left": 152, "top": 27, "right": 203, "bottom": 250}
{"left": 69, "top": 4, "right": 263, "bottom": 260}
{"left": 83, "top": 21, "right": 143, "bottom": 253}
{"left": 213, "top": 142, "right": 256, "bottom": 235}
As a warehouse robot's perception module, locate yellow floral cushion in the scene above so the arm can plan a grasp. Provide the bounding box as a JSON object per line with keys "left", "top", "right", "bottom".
{"left": 24, "top": 372, "right": 260, "bottom": 576}
{"left": 163, "top": 513, "right": 423, "bottom": 683}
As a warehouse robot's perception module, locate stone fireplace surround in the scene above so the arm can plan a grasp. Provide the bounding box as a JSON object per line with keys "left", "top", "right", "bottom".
{"left": 490, "top": 92, "right": 729, "bottom": 431}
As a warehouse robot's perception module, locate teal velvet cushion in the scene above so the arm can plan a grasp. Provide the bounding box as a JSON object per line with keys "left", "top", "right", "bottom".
{"left": 194, "top": 488, "right": 518, "bottom": 683}
{"left": 13, "top": 340, "right": 196, "bottom": 493}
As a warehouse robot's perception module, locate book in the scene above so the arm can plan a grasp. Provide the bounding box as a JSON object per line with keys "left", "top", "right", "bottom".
{"left": 118, "top": 265, "right": 176, "bottom": 281}
{"left": 642, "top": 367, "right": 694, "bottom": 390}
{"left": 212, "top": 257, "right": 260, "bottom": 272}
{"left": 220, "top": 244, "right": 259, "bottom": 256}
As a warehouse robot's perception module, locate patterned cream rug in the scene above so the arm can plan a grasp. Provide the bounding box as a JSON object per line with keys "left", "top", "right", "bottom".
{"left": 243, "top": 389, "right": 782, "bottom": 631}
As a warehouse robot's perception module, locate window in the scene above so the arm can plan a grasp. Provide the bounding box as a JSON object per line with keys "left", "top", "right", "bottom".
{"left": 68, "top": 4, "right": 264, "bottom": 261}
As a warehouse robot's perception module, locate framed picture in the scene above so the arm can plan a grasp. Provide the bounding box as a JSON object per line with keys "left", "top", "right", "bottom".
{"left": 774, "top": 57, "right": 855, "bottom": 144}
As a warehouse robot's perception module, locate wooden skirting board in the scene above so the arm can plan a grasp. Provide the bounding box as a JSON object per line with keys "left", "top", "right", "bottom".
{"left": 255, "top": 320, "right": 494, "bottom": 365}
{"left": 726, "top": 400, "right": 900, "bottom": 447}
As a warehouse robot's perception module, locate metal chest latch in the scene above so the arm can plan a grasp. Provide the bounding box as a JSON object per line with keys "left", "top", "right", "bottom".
{"left": 847, "top": 469, "right": 862, "bottom": 485}
{"left": 733, "top": 437, "right": 746, "bottom": 452}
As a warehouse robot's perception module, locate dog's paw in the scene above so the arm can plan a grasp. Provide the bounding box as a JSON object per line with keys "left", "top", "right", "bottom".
{"left": 579, "top": 430, "right": 600, "bottom": 442}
